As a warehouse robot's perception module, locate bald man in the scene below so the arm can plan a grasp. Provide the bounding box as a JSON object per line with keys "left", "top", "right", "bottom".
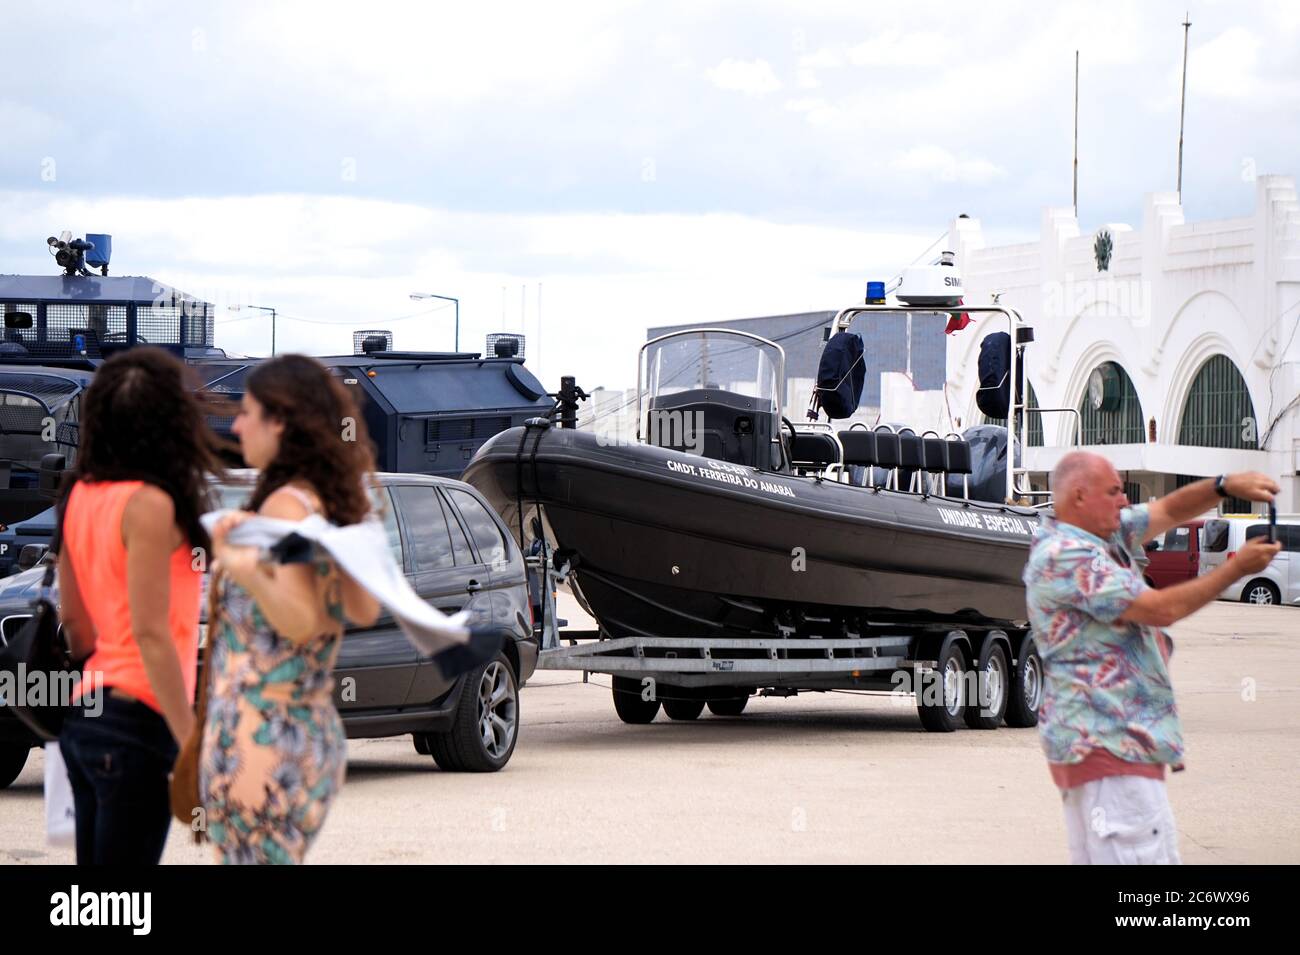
{"left": 1024, "top": 453, "right": 1279, "bottom": 864}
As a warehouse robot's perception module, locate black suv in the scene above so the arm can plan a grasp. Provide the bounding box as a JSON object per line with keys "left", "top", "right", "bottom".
{"left": 0, "top": 471, "right": 537, "bottom": 787}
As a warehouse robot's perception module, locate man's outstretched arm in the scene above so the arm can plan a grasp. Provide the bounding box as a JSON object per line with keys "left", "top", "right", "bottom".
{"left": 1144, "top": 472, "right": 1278, "bottom": 542}
{"left": 1121, "top": 537, "right": 1281, "bottom": 627}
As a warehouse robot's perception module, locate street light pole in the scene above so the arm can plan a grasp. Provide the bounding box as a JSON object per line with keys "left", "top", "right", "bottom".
{"left": 226, "top": 304, "right": 278, "bottom": 356}
{"left": 409, "top": 292, "right": 460, "bottom": 351}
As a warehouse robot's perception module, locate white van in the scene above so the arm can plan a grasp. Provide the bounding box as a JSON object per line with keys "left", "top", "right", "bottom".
{"left": 1200, "top": 513, "right": 1300, "bottom": 605}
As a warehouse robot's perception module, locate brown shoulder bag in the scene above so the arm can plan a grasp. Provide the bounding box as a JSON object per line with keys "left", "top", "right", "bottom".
{"left": 170, "top": 572, "right": 221, "bottom": 841}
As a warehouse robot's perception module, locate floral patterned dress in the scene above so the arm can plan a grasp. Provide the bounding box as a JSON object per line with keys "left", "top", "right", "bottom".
{"left": 199, "top": 544, "right": 347, "bottom": 865}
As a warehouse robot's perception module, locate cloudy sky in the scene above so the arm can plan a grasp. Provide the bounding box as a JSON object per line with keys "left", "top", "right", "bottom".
{"left": 2, "top": 0, "right": 1296, "bottom": 390}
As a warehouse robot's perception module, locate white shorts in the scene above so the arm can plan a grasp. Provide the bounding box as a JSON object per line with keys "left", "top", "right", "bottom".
{"left": 1061, "top": 775, "right": 1181, "bottom": 865}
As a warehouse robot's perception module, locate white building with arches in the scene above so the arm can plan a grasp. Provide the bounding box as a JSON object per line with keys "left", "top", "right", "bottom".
{"left": 945, "top": 174, "right": 1300, "bottom": 511}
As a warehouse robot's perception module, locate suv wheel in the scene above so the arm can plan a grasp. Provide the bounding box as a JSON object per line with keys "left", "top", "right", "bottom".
{"left": 428, "top": 654, "right": 519, "bottom": 772}
{"left": 0, "top": 742, "right": 30, "bottom": 789}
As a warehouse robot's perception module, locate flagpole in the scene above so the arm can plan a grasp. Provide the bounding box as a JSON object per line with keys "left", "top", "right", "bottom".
{"left": 1177, "top": 13, "right": 1191, "bottom": 205}
{"left": 1073, "top": 49, "right": 1079, "bottom": 218}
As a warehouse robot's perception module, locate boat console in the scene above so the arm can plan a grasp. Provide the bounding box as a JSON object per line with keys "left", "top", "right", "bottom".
{"left": 638, "top": 322, "right": 983, "bottom": 498}
{"left": 640, "top": 328, "right": 786, "bottom": 472}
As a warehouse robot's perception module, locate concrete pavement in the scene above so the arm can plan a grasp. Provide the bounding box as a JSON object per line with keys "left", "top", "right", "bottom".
{"left": 2, "top": 600, "right": 1295, "bottom": 864}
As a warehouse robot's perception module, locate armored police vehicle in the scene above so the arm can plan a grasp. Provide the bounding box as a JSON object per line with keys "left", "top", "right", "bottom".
{"left": 0, "top": 232, "right": 553, "bottom": 573}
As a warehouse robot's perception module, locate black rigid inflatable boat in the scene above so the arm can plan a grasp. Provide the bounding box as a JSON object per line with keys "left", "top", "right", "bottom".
{"left": 464, "top": 312, "right": 1043, "bottom": 642}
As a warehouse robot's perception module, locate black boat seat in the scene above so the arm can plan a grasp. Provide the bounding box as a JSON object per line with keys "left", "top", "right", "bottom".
{"left": 873, "top": 431, "right": 901, "bottom": 469}
{"left": 922, "top": 437, "right": 949, "bottom": 472}
{"left": 893, "top": 431, "right": 919, "bottom": 492}
{"left": 837, "top": 430, "right": 877, "bottom": 466}
{"left": 790, "top": 432, "right": 840, "bottom": 468}
{"left": 898, "top": 433, "right": 923, "bottom": 470}
{"left": 946, "top": 438, "right": 973, "bottom": 475}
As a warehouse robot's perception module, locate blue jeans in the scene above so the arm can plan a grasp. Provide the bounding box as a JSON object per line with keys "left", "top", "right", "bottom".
{"left": 59, "top": 693, "right": 179, "bottom": 865}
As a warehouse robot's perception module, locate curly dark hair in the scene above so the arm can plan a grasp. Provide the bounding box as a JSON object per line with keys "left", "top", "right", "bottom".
{"left": 244, "top": 354, "right": 375, "bottom": 525}
{"left": 74, "top": 347, "right": 224, "bottom": 549}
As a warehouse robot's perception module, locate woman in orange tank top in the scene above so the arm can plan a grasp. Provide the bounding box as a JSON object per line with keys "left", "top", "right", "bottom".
{"left": 57, "top": 348, "right": 223, "bottom": 865}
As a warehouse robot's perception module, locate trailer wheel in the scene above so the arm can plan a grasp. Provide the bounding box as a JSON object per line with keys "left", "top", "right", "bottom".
{"left": 663, "top": 696, "right": 705, "bottom": 720}
{"left": 612, "top": 675, "right": 660, "bottom": 724}
{"left": 916, "top": 642, "right": 967, "bottom": 732}
{"left": 1005, "top": 633, "right": 1043, "bottom": 728}
{"left": 707, "top": 692, "right": 750, "bottom": 716}
{"left": 963, "top": 642, "right": 1009, "bottom": 729}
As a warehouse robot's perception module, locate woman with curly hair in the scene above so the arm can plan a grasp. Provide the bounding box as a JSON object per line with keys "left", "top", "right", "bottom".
{"left": 57, "top": 347, "right": 223, "bottom": 865}
{"left": 202, "top": 354, "right": 380, "bottom": 864}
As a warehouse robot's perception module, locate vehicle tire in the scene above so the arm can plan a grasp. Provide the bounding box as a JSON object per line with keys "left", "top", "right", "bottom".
{"left": 612, "top": 675, "right": 660, "bottom": 724}
{"left": 1241, "top": 579, "right": 1280, "bottom": 605}
{"left": 964, "top": 642, "right": 1009, "bottom": 729}
{"left": 0, "top": 743, "right": 30, "bottom": 789}
{"left": 427, "top": 654, "right": 519, "bottom": 772}
{"left": 662, "top": 695, "right": 705, "bottom": 720}
{"left": 1005, "top": 633, "right": 1043, "bottom": 728}
{"left": 707, "top": 692, "right": 750, "bottom": 716}
{"left": 427, "top": 733, "right": 461, "bottom": 771}
{"left": 916, "top": 641, "right": 967, "bottom": 732}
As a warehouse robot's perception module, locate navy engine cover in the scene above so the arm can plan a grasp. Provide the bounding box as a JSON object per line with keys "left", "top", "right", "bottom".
{"left": 944, "top": 424, "right": 1022, "bottom": 503}
{"left": 975, "top": 331, "right": 1022, "bottom": 419}
{"left": 814, "top": 332, "right": 865, "bottom": 420}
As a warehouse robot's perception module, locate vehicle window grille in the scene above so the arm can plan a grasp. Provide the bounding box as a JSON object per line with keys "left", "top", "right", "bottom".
{"left": 425, "top": 416, "right": 511, "bottom": 443}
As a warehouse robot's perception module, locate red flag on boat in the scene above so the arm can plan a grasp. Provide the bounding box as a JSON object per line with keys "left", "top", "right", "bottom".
{"left": 944, "top": 298, "right": 972, "bottom": 334}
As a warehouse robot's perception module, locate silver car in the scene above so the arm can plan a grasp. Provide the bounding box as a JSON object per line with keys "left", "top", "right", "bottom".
{"left": 1200, "top": 515, "right": 1300, "bottom": 605}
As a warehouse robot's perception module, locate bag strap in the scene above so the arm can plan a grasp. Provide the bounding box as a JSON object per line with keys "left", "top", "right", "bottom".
{"left": 42, "top": 478, "right": 74, "bottom": 593}
{"left": 194, "top": 569, "right": 224, "bottom": 718}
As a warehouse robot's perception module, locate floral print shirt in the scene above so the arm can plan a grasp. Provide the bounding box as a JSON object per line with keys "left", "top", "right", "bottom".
{"left": 1023, "top": 504, "right": 1184, "bottom": 769}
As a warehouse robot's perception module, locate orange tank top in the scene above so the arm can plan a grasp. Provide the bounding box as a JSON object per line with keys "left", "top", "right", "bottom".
{"left": 64, "top": 480, "right": 201, "bottom": 714}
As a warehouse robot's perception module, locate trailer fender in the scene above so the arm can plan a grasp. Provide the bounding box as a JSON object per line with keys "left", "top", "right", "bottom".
{"left": 915, "top": 630, "right": 973, "bottom": 674}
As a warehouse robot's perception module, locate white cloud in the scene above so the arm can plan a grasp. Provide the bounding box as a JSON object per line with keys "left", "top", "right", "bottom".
{"left": 798, "top": 48, "right": 844, "bottom": 70}
{"left": 847, "top": 30, "right": 956, "bottom": 67}
{"left": 784, "top": 96, "right": 843, "bottom": 128}
{"left": 0, "top": 190, "right": 935, "bottom": 391}
{"left": 891, "top": 147, "right": 1008, "bottom": 185}
{"left": 706, "top": 58, "right": 783, "bottom": 94}
{"left": 0, "top": 101, "right": 70, "bottom": 142}
{"left": 238, "top": 3, "right": 628, "bottom": 107}
{"left": 1186, "top": 26, "right": 1300, "bottom": 103}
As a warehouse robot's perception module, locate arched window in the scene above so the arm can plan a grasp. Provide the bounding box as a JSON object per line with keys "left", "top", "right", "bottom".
{"left": 1075, "top": 361, "right": 1144, "bottom": 445}
{"left": 982, "top": 379, "right": 1044, "bottom": 446}
{"left": 1177, "top": 355, "right": 1257, "bottom": 449}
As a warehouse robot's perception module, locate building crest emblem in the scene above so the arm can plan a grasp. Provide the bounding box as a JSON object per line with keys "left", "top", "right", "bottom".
{"left": 1094, "top": 229, "right": 1113, "bottom": 272}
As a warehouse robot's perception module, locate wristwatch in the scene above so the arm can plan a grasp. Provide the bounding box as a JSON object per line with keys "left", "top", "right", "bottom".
{"left": 1214, "top": 474, "right": 1230, "bottom": 498}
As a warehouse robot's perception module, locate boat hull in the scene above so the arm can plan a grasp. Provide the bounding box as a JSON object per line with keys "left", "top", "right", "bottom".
{"left": 463, "top": 427, "right": 1040, "bottom": 637}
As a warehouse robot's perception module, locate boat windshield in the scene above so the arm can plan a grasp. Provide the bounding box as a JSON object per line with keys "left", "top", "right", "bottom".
{"left": 642, "top": 330, "right": 783, "bottom": 414}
